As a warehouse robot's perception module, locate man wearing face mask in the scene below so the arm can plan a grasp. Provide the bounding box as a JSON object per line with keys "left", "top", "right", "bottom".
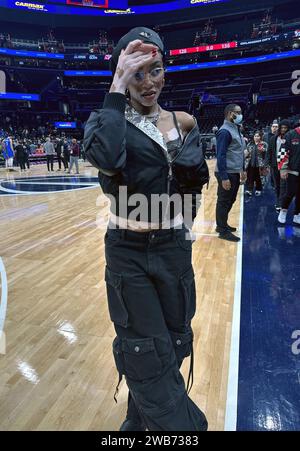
{"left": 215, "top": 104, "right": 247, "bottom": 242}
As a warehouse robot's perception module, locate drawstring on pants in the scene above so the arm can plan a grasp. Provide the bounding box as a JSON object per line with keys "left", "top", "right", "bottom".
{"left": 114, "top": 373, "right": 123, "bottom": 403}
{"left": 187, "top": 343, "right": 194, "bottom": 394}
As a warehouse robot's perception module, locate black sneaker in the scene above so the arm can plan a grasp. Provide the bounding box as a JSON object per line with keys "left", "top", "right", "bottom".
{"left": 216, "top": 225, "right": 237, "bottom": 233}
{"left": 119, "top": 419, "right": 147, "bottom": 431}
{"left": 218, "top": 231, "right": 240, "bottom": 242}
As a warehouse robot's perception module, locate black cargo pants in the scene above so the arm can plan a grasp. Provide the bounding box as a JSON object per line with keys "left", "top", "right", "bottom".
{"left": 104, "top": 224, "right": 207, "bottom": 431}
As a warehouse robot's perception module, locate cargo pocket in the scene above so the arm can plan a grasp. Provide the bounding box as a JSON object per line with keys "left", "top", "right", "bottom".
{"left": 105, "top": 266, "right": 129, "bottom": 328}
{"left": 175, "top": 229, "right": 193, "bottom": 251}
{"left": 180, "top": 266, "right": 196, "bottom": 324}
{"left": 170, "top": 329, "right": 194, "bottom": 365}
{"left": 121, "top": 337, "right": 162, "bottom": 382}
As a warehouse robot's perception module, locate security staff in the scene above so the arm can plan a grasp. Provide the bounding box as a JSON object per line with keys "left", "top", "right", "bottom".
{"left": 215, "top": 104, "right": 247, "bottom": 242}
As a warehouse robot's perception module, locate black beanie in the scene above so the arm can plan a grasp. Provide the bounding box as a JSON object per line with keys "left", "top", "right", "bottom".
{"left": 279, "top": 119, "right": 290, "bottom": 129}
{"left": 110, "top": 27, "right": 164, "bottom": 77}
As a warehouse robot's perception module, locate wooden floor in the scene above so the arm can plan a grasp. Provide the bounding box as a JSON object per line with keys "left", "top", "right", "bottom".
{"left": 0, "top": 160, "right": 241, "bottom": 431}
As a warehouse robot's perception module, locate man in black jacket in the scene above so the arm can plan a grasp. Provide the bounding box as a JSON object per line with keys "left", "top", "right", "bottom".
{"left": 15, "top": 140, "right": 26, "bottom": 172}
{"left": 278, "top": 122, "right": 300, "bottom": 225}
{"left": 55, "top": 137, "right": 65, "bottom": 171}
{"left": 264, "top": 121, "right": 278, "bottom": 148}
{"left": 266, "top": 119, "right": 290, "bottom": 211}
{"left": 62, "top": 138, "right": 69, "bottom": 171}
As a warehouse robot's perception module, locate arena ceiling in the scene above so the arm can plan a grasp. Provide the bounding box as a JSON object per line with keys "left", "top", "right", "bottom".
{"left": 0, "top": 0, "right": 294, "bottom": 28}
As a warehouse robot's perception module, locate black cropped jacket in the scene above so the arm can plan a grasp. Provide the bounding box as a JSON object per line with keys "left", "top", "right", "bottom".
{"left": 83, "top": 93, "right": 209, "bottom": 226}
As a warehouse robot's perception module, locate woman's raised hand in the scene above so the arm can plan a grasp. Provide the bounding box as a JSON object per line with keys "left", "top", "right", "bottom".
{"left": 110, "top": 40, "right": 158, "bottom": 94}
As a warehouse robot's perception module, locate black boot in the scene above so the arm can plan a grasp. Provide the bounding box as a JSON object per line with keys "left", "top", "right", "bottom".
{"left": 216, "top": 225, "right": 237, "bottom": 233}
{"left": 218, "top": 231, "right": 240, "bottom": 242}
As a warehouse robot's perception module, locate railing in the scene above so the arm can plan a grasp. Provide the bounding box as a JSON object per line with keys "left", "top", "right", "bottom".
{"left": 10, "top": 38, "right": 113, "bottom": 52}
{"left": 12, "top": 39, "right": 39, "bottom": 49}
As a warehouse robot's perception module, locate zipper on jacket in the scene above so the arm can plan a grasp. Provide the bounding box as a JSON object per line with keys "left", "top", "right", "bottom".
{"left": 171, "top": 123, "right": 197, "bottom": 164}
{"left": 159, "top": 123, "right": 197, "bottom": 224}
{"left": 162, "top": 164, "right": 173, "bottom": 225}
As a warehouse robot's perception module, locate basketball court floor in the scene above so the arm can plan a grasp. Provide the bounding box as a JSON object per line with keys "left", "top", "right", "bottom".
{"left": 0, "top": 160, "right": 299, "bottom": 431}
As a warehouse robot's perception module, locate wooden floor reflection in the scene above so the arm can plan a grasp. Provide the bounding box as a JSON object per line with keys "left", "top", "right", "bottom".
{"left": 0, "top": 161, "right": 240, "bottom": 431}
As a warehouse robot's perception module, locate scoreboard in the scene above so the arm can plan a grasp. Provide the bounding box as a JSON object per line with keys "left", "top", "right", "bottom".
{"left": 66, "top": 0, "right": 109, "bottom": 7}
{"left": 0, "top": 0, "right": 229, "bottom": 16}
{"left": 65, "top": 0, "right": 122, "bottom": 7}
{"left": 65, "top": 0, "right": 127, "bottom": 7}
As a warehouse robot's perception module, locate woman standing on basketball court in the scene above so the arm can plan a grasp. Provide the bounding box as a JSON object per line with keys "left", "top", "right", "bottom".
{"left": 84, "top": 28, "right": 209, "bottom": 431}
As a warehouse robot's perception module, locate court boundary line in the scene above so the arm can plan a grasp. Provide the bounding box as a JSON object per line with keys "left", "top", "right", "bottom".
{"left": 224, "top": 186, "right": 244, "bottom": 431}
{"left": 0, "top": 257, "right": 8, "bottom": 334}
{"left": 1, "top": 181, "right": 97, "bottom": 186}
{"left": 0, "top": 185, "right": 98, "bottom": 195}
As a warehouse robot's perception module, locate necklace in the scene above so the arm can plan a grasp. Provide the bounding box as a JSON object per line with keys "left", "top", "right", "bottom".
{"left": 143, "top": 106, "right": 161, "bottom": 127}
{"left": 128, "top": 102, "right": 161, "bottom": 126}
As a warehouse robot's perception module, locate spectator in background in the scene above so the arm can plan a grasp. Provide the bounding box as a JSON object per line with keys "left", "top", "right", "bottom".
{"left": 264, "top": 121, "right": 279, "bottom": 147}
{"left": 209, "top": 137, "right": 215, "bottom": 158}
{"left": 68, "top": 138, "right": 80, "bottom": 174}
{"left": 23, "top": 139, "right": 30, "bottom": 170}
{"left": 63, "top": 138, "right": 70, "bottom": 172}
{"left": 264, "top": 121, "right": 278, "bottom": 187}
{"left": 245, "top": 131, "right": 268, "bottom": 196}
{"left": 201, "top": 138, "right": 207, "bottom": 157}
{"left": 30, "top": 141, "right": 37, "bottom": 154}
{"left": 43, "top": 136, "right": 55, "bottom": 172}
{"left": 5, "top": 33, "right": 13, "bottom": 49}
{"left": 15, "top": 140, "right": 27, "bottom": 172}
{"left": 211, "top": 126, "right": 218, "bottom": 156}
{"left": 266, "top": 120, "right": 290, "bottom": 211}
{"left": 2, "top": 135, "right": 14, "bottom": 170}
{"left": 55, "top": 137, "right": 64, "bottom": 171}
{"left": 278, "top": 121, "right": 300, "bottom": 225}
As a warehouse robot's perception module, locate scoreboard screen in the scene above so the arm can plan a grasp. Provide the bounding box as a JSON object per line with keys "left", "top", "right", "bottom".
{"left": 66, "top": 0, "right": 126, "bottom": 7}
{"left": 54, "top": 122, "right": 77, "bottom": 128}
{"left": 66, "top": 0, "right": 109, "bottom": 8}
